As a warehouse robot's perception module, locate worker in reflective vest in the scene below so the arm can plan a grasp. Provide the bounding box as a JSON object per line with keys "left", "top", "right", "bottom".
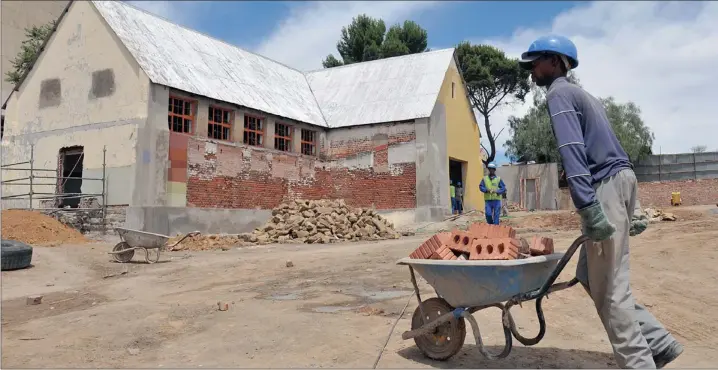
{"left": 479, "top": 162, "right": 506, "bottom": 225}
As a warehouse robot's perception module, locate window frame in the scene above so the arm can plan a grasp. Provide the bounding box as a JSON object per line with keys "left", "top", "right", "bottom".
{"left": 274, "top": 122, "right": 293, "bottom": 152}
{"left": 300, "top": 129, "right": 317, "bottom": 156}
{"left": 168, "top": 95, "right": 196, "bottom": 134}
{"left": 243, "top": 113, "right": 265, "bottom": 147}
{"left": 208, "top": 105, "right": 234, "bottom": 142}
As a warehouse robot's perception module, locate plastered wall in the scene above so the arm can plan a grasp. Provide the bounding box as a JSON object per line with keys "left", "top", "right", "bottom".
{"left": 1, "top": 1, "right": 149, "bottom": 208}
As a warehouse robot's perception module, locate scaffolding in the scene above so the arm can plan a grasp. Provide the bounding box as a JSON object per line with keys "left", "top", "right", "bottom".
{"left": 1, "top": 144, "right": 108, "bottom": 226}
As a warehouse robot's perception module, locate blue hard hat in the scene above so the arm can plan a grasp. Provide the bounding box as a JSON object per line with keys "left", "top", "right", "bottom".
{"left": 487, "top": 162, "right": 497, "bottom": 169}
{"left": 457, "top": 182, "right": 462, "bottom": 186}
{"left": 519, "top": 35, "right": 579, "bottom": 71}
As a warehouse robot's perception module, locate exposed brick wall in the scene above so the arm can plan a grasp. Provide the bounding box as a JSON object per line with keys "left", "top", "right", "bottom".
{"left": 325, "top": 129, "right": 415, "bottom": 159}
{"left": 185, "top": 130, "right": 417, "bottom": 210}
{"left": 558, "top": 178, "right": 718, "bottom": 209}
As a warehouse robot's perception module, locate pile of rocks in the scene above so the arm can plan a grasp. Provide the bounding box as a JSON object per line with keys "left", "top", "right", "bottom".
{"left": 644, "top": 208, "right": 677, "bottom": 222}
{"left": 238, "top": 199, "right": 401, "bottom": 245}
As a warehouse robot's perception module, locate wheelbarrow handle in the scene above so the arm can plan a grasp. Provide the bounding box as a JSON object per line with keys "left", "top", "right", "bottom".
{"left": 166, "top": 231, "right": 201, "bottom": 249}
{"left": 518, "top": 234, "right": 589, "bottom": 302}
{"left": 503, "top": 234, "right": 590, "bottom": 346}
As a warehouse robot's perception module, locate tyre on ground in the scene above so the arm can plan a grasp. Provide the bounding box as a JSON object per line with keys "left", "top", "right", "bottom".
{"left": 1, "top": 239, "right": 33, "bottom": 271}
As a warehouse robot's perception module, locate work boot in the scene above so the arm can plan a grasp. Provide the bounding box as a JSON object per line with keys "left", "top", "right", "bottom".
{"left": 654, "top": 342, "right": 684, "bottom": 369}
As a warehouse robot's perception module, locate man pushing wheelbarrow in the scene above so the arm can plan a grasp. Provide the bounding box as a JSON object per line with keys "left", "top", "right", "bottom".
{"left": 398, "top": 35, "right": 682, "bottom": 370}
{"left": 518, "top": 34, "right": 682, "bottom": 368}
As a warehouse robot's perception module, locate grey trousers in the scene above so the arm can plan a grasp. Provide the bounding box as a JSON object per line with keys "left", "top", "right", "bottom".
{"left": 575, "top": 169, "right": 677, "bottom": 368}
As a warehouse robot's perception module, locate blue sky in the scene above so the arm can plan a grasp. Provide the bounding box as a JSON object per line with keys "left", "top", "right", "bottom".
{"left": 130, "top": 1, "right": 718, "bottom": 160}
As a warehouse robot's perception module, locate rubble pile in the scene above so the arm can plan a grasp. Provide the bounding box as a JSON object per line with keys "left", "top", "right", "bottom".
{"left": 506, "top": 202, "right": 524, "bottom": 212}
{"left": 644, "top": 208, "right": 677, "bottom": 222}
{"left": 409, "top": 222, "right": 554, "bottom": 261}
{"left": 242, "top": 199, "right": 401, "bottom": 245}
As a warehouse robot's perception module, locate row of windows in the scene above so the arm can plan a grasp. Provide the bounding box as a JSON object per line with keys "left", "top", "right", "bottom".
{"left": 168, "top": 96, "right": 317, "bottom": 156}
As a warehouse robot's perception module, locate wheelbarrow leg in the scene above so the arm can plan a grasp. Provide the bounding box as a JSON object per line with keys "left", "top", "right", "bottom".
{"left": 462, "top": 306, "right": 513, "bottom": 360}
{"left": 409, "top": 266, "right": 428, "bottom": 325}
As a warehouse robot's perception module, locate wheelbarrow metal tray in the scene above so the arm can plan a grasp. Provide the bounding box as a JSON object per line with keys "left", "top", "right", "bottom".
{"left": 396, "top": 253, "right": 564, "bottom": 308}
{"left": 115, "top": 227, "right": 169, "bottom": 248}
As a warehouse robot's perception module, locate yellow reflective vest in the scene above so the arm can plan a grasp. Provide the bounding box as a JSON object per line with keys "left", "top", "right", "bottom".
{"left": 483, "top": 176, "right": 502, "bottom": 201}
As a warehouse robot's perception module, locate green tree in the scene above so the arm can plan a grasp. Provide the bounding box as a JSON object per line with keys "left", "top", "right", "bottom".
{"left": 322, "top": 15, "right": 428, "bottom": 68}
{"left": 504, "top": 79, "right": 655, "bottom": 164}
{"left": 5, "top": 20, "right": 56, "bottom": 85}
{"left": 454, "top": 42, "right": 531, "bottom": 164}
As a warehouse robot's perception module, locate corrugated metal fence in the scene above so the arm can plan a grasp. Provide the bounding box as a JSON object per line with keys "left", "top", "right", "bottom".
{"left": 633, "top": 152, "right": 718, "bottom": 182}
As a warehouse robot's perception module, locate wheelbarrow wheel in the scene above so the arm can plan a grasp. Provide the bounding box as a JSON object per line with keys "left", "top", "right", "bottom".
{"left": 112, "top": 242, "right": 134, "bottom": 263}
{"left": 411, "top": 297, "right": 466, "bottom": 361}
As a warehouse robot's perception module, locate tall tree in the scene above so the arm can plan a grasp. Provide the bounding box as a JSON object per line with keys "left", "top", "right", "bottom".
{"left": 504, "top": 84, "right": 655, "bottom": 163}
{"left": 322, "top": 15, "right": 428, "bottom": 68}
{"left": 454, "top": 42, "right": 531, "bottom": 165}
{"left": 5, "top": 20, "right": 56, "bottom": 85}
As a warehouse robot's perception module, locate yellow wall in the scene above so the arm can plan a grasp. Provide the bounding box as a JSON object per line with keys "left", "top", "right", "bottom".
{"left": 437, "top": 57, "right": 485, "bottom": 212}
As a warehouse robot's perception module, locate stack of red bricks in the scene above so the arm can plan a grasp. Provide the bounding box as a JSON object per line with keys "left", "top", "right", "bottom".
{"left": 409, "top": 223, "right": 554, "bottom": 261}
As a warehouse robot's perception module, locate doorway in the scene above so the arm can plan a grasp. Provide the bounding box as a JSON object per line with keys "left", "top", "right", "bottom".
{"left": 521, "top": 177, "right": 540, "bottom": 211}
{"left": 58, "top": 146, "right": 84, "bottom": 208}
{"left": 449, "top": 158, "right": 467, "bottom": 211}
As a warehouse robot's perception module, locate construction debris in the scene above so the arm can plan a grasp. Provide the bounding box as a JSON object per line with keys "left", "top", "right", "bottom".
{"left": 644, "top": 208, "right": 678, "bottom": 222}
{"left": 409, "top": 223, "right": 554, "bottom": 261}
{"left": 240, "top": 199, "right": 401, "bottom": 245}
{"left": 26, "top": 295, "right": 43, "bottom": 305}
{"left": 166, "top": 199, "right": 401, "bottom": 250}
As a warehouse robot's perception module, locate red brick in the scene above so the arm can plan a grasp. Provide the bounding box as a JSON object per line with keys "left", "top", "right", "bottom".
{"left": 430, "top": 245, "right": 458, "bottom": 260}
{"left": 447, "top": 229, "right": 475, "bottom": 254}
{"left": 410, "top": 235, "right": 444, "bottom": 259}
{"left": 469, "top": 238, "right": 521, "bottom": 260}
{"left": 467, "top": 223, "right": 516, "bottom": 239}
{"left": 530, "top": 236, "right": 554, "bottom": 256}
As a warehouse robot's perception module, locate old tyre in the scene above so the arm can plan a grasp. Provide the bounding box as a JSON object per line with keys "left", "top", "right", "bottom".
{"left": 411, "top": 297, "right": 466, "bottom": 361}
{"left": 112, "top": 242, "right": 135, "bottom": 263}
{"left": 1, "top": 239, "right": 33, "bottom": 271}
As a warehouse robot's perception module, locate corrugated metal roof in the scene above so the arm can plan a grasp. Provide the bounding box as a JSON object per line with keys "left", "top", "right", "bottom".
{"left": 305, "top": 49, "right": 455, "bottom": 128}
{"left": 92, "top": 1, "right": 327, "bottom": 127}
{"left": 91, "top": 1, "right": 454, "bottom": 129}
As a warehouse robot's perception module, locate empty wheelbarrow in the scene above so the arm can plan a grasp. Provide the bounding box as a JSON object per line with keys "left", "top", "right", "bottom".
{"left": 109, "top": 228, "right": 200, "bottom": 264}
{"left": 396, "top": 234, "right": 590, "bottom": 361}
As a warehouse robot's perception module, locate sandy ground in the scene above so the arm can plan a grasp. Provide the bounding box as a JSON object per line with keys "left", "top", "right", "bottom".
{"left": 2, "top": 206, "right": 717, "bottom": 368}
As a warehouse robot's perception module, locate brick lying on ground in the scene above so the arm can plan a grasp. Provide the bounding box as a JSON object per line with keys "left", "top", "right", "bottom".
{"left": 409, "top": 222, "right": 554, "bottom": 261}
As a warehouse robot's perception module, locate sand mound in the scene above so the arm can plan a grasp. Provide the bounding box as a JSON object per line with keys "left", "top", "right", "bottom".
{"left": 1, "top": 210, "right": 89, "bottom": 246}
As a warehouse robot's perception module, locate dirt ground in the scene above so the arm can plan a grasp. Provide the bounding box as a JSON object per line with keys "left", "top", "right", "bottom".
{"left": 2, "top": 206, "right": 717, "bottom": 368}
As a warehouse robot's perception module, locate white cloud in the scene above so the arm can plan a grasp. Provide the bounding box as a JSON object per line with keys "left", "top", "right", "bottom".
{"left": 480, "top": 1, "right": 718, "bottom": 156}
{"left": 254, "top": 1, "right": 440, "bottom": 71}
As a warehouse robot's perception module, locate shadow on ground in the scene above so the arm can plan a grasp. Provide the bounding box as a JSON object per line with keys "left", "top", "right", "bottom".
{"left": 396, "top": 345, "right": 616, "bottom": 369}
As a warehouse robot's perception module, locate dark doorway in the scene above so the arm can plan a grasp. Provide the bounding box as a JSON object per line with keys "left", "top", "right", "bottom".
{"left": 449, "top": 158, "right": 467, "bottom": 210}
{"left": 58, "top": 146, "right": 84, "bottom": 208}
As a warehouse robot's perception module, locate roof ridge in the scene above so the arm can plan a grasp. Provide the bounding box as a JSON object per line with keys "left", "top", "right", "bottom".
{"left": 303, "top": 47, "right": 456, "bottom": 74}
{"left": 101, "top": 0, "right": 303, "bottom": 74}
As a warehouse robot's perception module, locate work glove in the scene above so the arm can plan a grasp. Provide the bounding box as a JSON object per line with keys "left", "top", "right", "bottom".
{"left": 629, "top": 199, "right": 649, "bottom": 236}
{"left": 577, "top": 202, "right": 616, "bottom": 242}
{"left": 629, "top": 215, "right": 649, "bottom": 236}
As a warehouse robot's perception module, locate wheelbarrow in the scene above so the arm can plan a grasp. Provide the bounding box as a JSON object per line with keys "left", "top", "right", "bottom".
{"left": 108, "top": 228, "right": 200, "bottom": 264}
{"left": 396, "top": 234, "right": 589, "bottom": 361}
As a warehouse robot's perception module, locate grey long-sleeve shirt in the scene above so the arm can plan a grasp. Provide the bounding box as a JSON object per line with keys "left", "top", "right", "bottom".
{"left": 546, "top": 77, "right": 632, "bottom": 210}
